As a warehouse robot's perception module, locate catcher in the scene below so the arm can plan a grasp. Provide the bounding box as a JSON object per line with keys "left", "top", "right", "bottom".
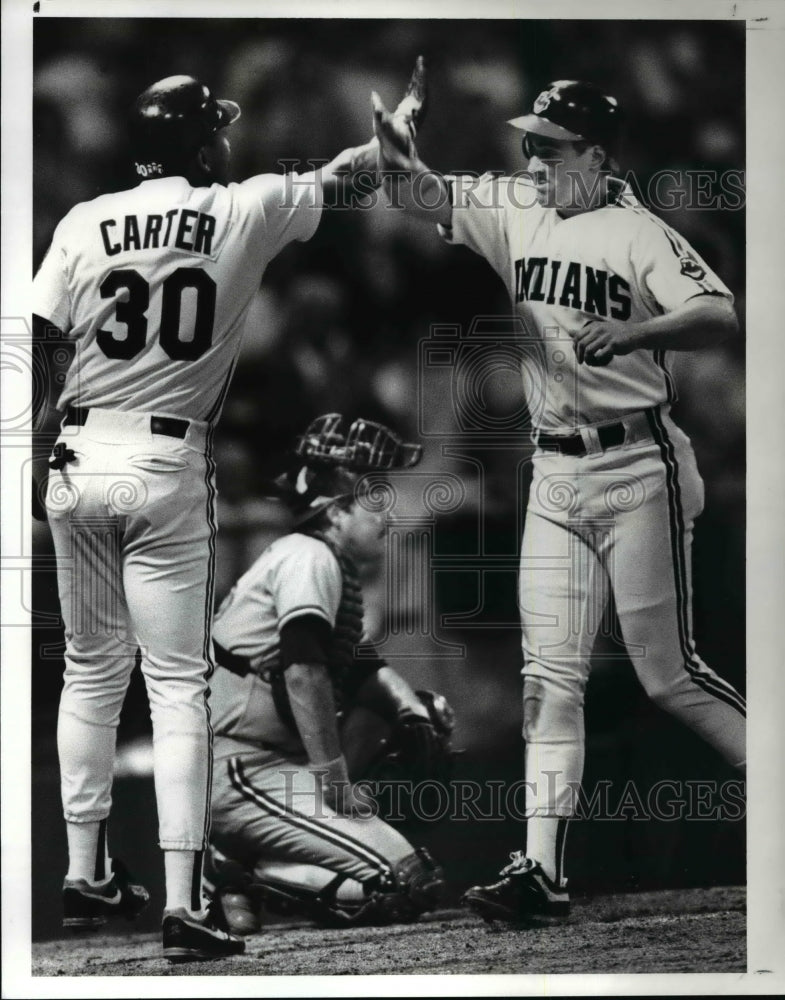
{"left": 206, "top": 414, "right": 451, "bottom": 933}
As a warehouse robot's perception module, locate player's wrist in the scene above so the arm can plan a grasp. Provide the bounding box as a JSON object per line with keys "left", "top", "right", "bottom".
{"left": 348, "top": 139, "right": 380, "bottom": 175}
{"left": 617, "top": 322, "right": 649, "bottom": 354}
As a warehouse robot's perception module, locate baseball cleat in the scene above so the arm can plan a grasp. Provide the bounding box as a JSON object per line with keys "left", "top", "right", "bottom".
{"left": 162, "top": 907, "right": 246, "bottom": 963}
{"left": 62, "top": 858, "right": 150, "bottom": 929}
{"left": 461, "top": 853, "right": 569, "bottom": 926}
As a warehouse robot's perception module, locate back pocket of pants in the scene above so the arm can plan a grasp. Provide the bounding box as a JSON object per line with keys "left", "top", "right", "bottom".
{"left": 128, "top": 453, "right": 189, "bottom": 473}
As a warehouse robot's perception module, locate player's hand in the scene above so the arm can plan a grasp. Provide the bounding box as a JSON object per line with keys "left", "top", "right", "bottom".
{"left": 392, "top": 54, "right": 428, "bottom": 137}
{"left": 572, "top": 319, "right": 638, "bottom": 366}
{"left": 371, "top": 55, "right": 427, "bottom": 173}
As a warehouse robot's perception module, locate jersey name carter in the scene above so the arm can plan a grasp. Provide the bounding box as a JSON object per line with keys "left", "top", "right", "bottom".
{"left": 33, "top": 172, "right": 322, "bottom": 422}
{"left": 99, "top": 208, "right": 217, "bottom": 257}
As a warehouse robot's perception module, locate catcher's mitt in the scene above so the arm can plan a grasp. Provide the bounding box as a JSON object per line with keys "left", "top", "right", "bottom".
{"left": 392, "top": 690, "right": 455, "bottom": 786}
{"left": 365, "top": 689, "right": 458, "bottom": 826}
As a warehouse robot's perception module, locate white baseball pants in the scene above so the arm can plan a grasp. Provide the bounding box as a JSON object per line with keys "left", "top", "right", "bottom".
{"left": 46, "top": 407, "right": 217, "bottom": 850}
{"left": 519, "top": 407, "right": 746, "bottom": 821}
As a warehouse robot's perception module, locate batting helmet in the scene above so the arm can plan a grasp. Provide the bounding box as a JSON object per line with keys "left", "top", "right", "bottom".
{"left": 130, "top": 75, "right": 241, "bottom": 178}
{"left": 508, "top": 80, "right": 622, "bottom": 153}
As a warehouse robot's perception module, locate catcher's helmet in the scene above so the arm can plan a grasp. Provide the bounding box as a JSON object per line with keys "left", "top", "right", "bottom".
{"left": 274, "top": 414, "right": 422, "bottom": 525}
{"left": 130, "top": 75, "right": 241, "bottom": 178}
{"left": 508, "top": 80, "right": 622, "bottom": 153}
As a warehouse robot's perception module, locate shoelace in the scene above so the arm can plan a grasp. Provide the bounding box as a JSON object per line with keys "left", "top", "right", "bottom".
{"left": 500, "top": 852, "right": 535, "bottom": 877}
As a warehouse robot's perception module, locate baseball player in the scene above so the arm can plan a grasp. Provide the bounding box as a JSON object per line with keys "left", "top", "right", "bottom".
{"left": 204, "top": 414, "right": 448, "bottom": 933}
{"left": 372, "top": 78, "right": 746, "bottom": 923}
{"left": 32, "top": 66, "right": 425, "bottom": 961}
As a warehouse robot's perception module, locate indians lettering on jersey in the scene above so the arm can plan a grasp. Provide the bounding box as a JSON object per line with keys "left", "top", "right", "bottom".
{"left": 99, "top": 208, "right": 217, "bottom": 257}
{"left": 513, "top": 256, "right": 631, "bottom": 320}
{"left": 440, "top": 173, "right": 733, "bottom": 430}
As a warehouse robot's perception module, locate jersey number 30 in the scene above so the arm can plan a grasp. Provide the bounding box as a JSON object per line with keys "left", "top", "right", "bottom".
{"left": 97, "top": 267, "right": 216, "bottom": 361}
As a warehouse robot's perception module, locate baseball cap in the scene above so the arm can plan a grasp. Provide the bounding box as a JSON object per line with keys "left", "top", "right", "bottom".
{"left": 275, "top": 465, "right": 360, "bottom": 527}
{"left": 508, "top": 80, "right": 622, "bottom": 150}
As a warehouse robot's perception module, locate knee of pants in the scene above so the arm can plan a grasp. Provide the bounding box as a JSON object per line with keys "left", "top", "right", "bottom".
{"left": 61, "top": 653, "right": 137, "bottom": 728}
{"left": 144, "top": 664, "right": 210, "bottom": 727}
{"left": 632, "top": 664, "right": 688, "bottom": 710}
{"left": 522, "top": 673, "right": 585, "bottom": 744}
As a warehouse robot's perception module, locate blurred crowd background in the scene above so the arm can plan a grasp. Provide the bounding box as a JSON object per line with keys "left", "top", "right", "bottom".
{"left": 31, "top": 17, "right": 745, "bottom": 937}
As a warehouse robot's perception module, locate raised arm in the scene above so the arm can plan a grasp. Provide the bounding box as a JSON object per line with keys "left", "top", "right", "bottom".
{"left": 370, "top": 84, "right": 452, "bottom": 227}
{"left": 294, "top": 57, "right": 449, "bottom": 218}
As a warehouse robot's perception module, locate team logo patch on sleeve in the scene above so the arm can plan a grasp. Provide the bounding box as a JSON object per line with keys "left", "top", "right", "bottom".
{"left": 679, "top": 256, "right": 706, "bottom": 281}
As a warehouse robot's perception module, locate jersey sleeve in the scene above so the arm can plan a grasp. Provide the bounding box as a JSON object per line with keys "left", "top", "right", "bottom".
{"left": 438, "top": 172, "right": 511, "bottom": 282}
{"left": 32, "top": 217, "right": 72, "bottom": 333}
{"left": 632, "top": 214, "right": 733, "bottom": 313}
{"left": 271, "top": 537, "right": 342, "bottom": 631}
{"left": 239, "top": 170, "right": 323, "bottom": 258}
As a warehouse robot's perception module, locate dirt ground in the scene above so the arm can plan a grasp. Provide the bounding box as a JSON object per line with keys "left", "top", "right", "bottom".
{"left": 30, "top": 885, "right": 745, "bottom": 978}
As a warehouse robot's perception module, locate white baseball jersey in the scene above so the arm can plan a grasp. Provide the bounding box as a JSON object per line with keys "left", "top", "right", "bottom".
{"left": 439, "top": 172, "right": 745, "bottom": 890}
{"left": 33, "top": 171, "right": 322, "bottom": 421}
{"left": 441, "top": 173, "right": 732, "bottom": 431}
{"left": 209, "top": 533, "right": 342, "bottom": 754}
{"left": 40, "top": 169, "right": 322, "bottom": 858}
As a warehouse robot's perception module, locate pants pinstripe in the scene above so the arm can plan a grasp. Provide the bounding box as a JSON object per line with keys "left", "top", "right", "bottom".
{"left": 519, "top": 408, "right": 745, "bottom": 818}
{"left": 210, "top": 749, "right": 415, "bottom": 885}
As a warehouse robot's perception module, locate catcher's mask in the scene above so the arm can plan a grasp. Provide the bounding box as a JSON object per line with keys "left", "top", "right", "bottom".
{"left": 295, "top": 413, "right": 422, "bottom": 471}
{"left": 278, "top": 414, "right": 422, "bottom": 526}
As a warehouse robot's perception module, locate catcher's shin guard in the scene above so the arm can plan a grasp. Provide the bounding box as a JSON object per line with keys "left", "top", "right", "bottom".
{"left": 251, "top": 862, "right": 384, "bottom": 928}
{"left": 250, "top": 848, "right": 445, "bottom": 927}
{"left": 392, "top": 847, "right": 446, "bottom": 912}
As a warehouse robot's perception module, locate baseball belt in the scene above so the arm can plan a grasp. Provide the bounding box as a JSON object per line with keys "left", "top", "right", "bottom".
{"left": 64, "top": 406, "right": 190, "bottom": 440}
{"left": 213, "top": 641, "right": 298, "bottom": 735}
{"left": 534, "top": 407, "right": 657, "bottom": 457}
